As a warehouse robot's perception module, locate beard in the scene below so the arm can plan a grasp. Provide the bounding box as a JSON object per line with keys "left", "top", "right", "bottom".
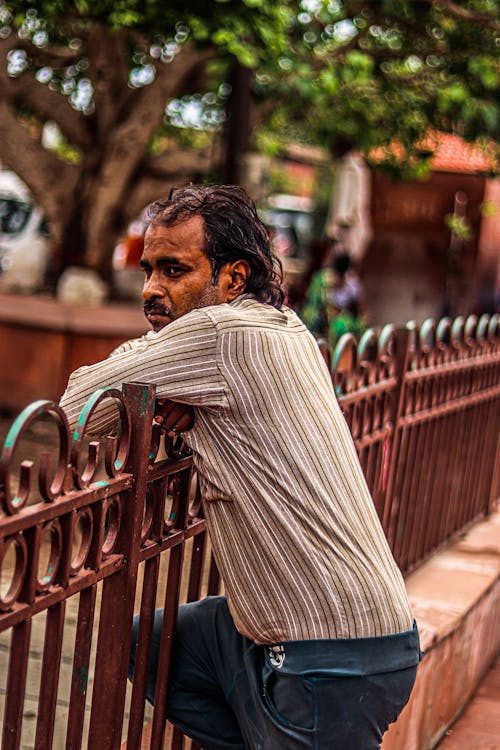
{"left": 143, "top": 283, "right": 223, "bottom": 331}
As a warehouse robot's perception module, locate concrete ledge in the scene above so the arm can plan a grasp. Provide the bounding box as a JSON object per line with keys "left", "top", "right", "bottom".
{"left": 0, "top": 293, "right": 146, "bottom": 411}
{"left": 382, "top": 508, "right": 500, "bottom": 750}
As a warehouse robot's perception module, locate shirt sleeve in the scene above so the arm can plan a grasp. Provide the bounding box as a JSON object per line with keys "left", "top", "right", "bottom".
{"left": 107, "top": 335, "right": 149, "bottom": 358}
{"left": 60, "top": 308, "right": 225, "bottom": 433}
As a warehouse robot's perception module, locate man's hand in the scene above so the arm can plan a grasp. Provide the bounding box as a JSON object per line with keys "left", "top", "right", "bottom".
{"left": 154, "top": 398, "right": 195, "bottom": 437}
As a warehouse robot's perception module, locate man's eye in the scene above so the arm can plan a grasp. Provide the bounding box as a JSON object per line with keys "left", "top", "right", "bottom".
{"left": 166, "top": 266, "right": 182, "bottom": 276}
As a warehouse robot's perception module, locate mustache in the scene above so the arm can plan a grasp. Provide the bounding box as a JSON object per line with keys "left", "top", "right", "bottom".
{"left": 143, "top": 301, "right": 169, "bottom": 316}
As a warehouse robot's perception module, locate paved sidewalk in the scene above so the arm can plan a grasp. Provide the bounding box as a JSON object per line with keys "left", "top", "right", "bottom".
{"left": 436, "top": 653, "right": 500, "bottom": 749}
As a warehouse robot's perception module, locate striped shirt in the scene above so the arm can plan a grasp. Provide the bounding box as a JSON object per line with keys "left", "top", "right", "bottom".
{"left": 61, "top": 294, "right": 414, "bottom": 643}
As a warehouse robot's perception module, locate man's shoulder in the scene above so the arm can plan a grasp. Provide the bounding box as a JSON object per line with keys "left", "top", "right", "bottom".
{"left": 203, "top": 295, "right": 305, "bottom": 333}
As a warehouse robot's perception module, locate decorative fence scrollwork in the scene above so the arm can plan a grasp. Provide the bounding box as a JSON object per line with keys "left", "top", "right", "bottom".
{"left": 0, "top": 401, "right": 70, "bottom": 514}
{"left": 329, "top": 312, "right": 499, "bottom": 572}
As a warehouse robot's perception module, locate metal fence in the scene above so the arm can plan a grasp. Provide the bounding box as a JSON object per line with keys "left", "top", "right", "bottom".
{"left": 0, "top": 313, "right": 498, "bottom": 750}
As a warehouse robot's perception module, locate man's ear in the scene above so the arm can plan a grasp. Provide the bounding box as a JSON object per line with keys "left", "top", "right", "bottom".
{"left": 226, "top": 260, "right": 251, "bottom": 300}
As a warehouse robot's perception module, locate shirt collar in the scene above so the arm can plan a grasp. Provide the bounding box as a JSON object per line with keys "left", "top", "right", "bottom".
{"left": 229, "top": 293, "right": 258, "bottom": 307}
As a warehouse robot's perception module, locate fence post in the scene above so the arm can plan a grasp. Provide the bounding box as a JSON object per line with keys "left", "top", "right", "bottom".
{"left": 380, "top": 327, "right": 411, "bottom": 551}
{"left": 87, "top": 382, "right": 155, "bottom": 750}
{"left": 489, "top": 422, "right": 500, "bottom": 514}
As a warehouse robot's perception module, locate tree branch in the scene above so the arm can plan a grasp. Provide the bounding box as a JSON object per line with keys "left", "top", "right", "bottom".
{"left": 0, "top": 36, "right": 93, "bottom": 149}
{"left": 84, "top": 44, "right": 217, "bottom": 267}
{"left": 86, "top": 24, "right": 131, "bottom": 141}
{"left": 0, "top": 32, "right": 80, "bottom": 65}
{"left": 441, "top": 0, "right": 500, "bottom": 31}
{"left": 118, "top": 175, "right": 179, "bottom": 227}
{"left": 144, "top": 146, "right": 217, "bottom": 178}
{"left": 117, "top": 144, "right": 222, "bottom": 223}
{"left": 0, "top": 101, "right": 80, "bottom": 246}
{"left": 1, "top": 76, "right": 93, "bottom": 150}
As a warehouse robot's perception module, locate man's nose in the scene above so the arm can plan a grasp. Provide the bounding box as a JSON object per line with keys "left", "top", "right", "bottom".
{"left": 142, "top": 272, "right": 164, "bottom": 301}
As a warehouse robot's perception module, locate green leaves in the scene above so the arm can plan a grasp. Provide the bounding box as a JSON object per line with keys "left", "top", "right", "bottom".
{"left": 468, "top": 56, "right": 499, "bottom": 91}
{"left": 252, "top": 0, "right": 499, "bottom": 174}
{"left": 2, "top": 0, "right": 499, "bottom": 176}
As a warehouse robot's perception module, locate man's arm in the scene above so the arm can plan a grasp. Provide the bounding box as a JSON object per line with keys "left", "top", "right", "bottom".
{"left": 107, "top": 337, "right": 198, "bottom": 435}
{"left": 60, "top": 308, "right": 223, "bottom": 434}
{"left": 107, "top": 334, "right": 150, "bottom": 358}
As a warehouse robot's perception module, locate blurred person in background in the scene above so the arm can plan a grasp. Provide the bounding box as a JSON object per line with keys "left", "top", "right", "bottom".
{"left": 301, "top": 246, "right": 366, "bottom": 347}
{"left": 324, "top": 139, "right": 373, "bottom": 264}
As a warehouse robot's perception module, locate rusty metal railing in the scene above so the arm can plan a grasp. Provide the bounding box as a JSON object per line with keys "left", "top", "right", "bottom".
{"left": 0, "top": 313, "right": 498, "bottom": 750}
{"left": 0, "top": 383, "right": 217, "bottom": 750}
{"left": 330, "top": 313, "right": 499, "bottom": 573}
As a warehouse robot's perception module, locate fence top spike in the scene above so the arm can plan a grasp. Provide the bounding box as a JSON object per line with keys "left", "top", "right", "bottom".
{"left": 420, "top": 318, "right": 436, "bottom": 353}
{"left": 488, "top": 313, "right": 499, "bottom": 341}
{"left": 464, "top": 314, "right": 478, "bottom": 344}
{"left": 436, "top": 317, "right": 452, "bottom": 348}
{"left": 476, "top": 314, "right": 490, "bottom": 342}
{"left": 332, "top": 333, "right": 358, "bottom": 373}
{"left": 451, "top": 316, "right": 465, "bottom": 349}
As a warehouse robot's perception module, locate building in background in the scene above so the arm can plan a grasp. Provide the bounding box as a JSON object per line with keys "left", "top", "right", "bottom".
{"left": 363, "top": 134, "right": 498, "bottom": 326}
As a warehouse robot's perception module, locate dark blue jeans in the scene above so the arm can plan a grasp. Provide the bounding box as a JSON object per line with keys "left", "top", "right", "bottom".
{"left": 129, "top": 596, "right": 421, "bottom": 749}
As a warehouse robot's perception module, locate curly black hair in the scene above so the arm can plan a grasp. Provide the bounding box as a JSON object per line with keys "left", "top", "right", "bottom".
{"left": 146, "top": 184, "right": 285, "bottom": 309}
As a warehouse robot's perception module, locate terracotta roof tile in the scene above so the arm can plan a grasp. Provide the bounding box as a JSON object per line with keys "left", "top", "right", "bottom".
{"left": 427, "top": 133, "right": 495, "bottom": 174}
{"left": 370, "top": 132, "right": 497, "bottom": 175}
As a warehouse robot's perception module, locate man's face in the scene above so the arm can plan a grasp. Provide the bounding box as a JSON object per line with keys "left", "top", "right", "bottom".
{"left": 140, "top": 215, "right": 227, "bottom": 332}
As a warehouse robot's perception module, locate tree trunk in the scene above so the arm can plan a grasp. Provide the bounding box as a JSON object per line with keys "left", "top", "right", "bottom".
{"left": 51, "top": 210, "right": 87, "bottom": 280}
{"left": 0, "top": 31, "right": 218, "bottom": 290}
{"left": 223, "top": 62, "right": 252, "bottom": 185}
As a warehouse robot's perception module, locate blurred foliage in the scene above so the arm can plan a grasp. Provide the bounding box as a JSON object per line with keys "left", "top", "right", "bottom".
{"left": 479, "top": 199, "right": 497, "bottom": 219}
{"left": 445, "top": 213, "right": 472, "bottom": 241}
{"left": 1, "top": 0, "right": 498, "bottom": 174}
{"left": 0, "top": 0, "right": 498, "bottom": 285}
{"left": 253, "top": 0, "right": 500, "bottom": 176}
{"left": 1, "top": 0, "right": 294, "bottom": 66}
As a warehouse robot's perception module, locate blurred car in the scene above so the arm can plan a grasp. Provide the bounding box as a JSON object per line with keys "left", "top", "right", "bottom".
{"left": 0, "top": 171, "right": 50, "bottom": 294}
{"left": 261, "top": 194, "right": 316, "bottom": 289}
{"left": 112, "top": 218, "right": 146, "bottom": 300}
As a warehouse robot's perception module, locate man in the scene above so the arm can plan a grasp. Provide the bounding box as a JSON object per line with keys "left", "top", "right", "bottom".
{"left": 60, "top": 185, "right": 420, "bottom": 750}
